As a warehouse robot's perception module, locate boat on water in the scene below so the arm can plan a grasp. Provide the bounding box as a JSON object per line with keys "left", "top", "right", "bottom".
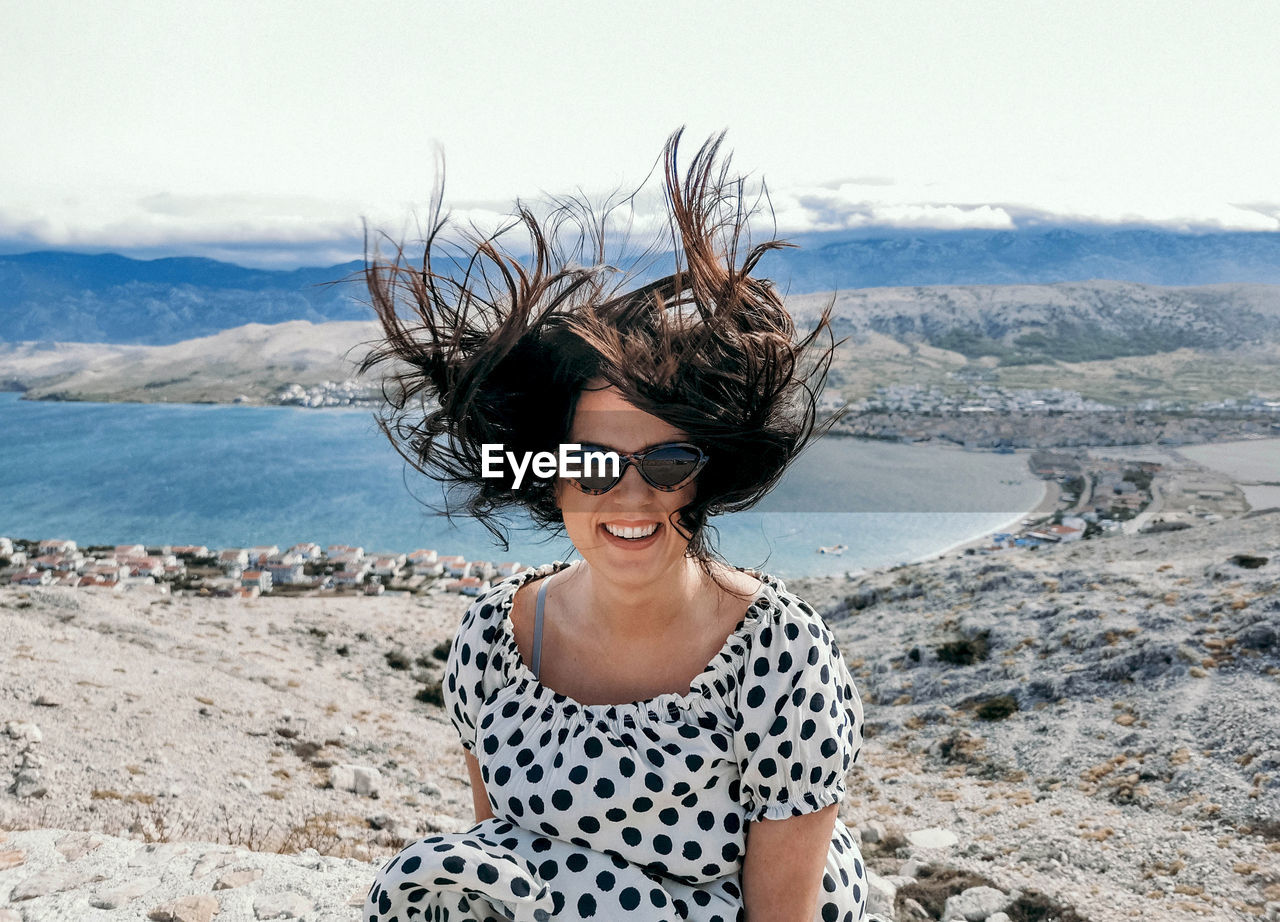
{"left": 818, "top": 544, "right": 847, "bottom": 555}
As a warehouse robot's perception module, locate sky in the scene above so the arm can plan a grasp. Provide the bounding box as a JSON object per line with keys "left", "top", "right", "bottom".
{"left": 3, "top": 0, "right": 1279, "bottom": 268}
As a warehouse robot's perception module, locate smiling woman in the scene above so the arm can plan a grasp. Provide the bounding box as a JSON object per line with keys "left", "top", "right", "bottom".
{"left": 357, "top": 131, "right": 869, "bottom": 922}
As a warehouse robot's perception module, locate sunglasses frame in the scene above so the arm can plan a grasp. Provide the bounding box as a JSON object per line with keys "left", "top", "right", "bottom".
{"left": 565, "top": 441, "right": 709, "bottom": 495}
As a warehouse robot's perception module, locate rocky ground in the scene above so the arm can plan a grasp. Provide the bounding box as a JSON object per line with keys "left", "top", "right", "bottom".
{"left": 2, "top": 512, "right": 1279, "bottom": 920}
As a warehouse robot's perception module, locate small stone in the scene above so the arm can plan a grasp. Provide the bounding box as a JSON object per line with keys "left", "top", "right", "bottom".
{"left": 988, "top": 913, "right": 1013, "bottom": 922}
{"left": 865, "top": 870, "right": 898, "bottom": 918}
{"left": 129, "top": 842, "right": 191, "bottom": 868}
{"left": 254, "top": 891, "right": 313, "bottom": 919}
{"left": 148, "top": 893, "right": 221, "bottom": 922}
{"left": 55, "top": 831, "right": 104, "bottom": 861}
{"left": 11, "top": 868, "right": 99, "bottom": 901}
{"left": 191, "top": 851, "right": 236, "bottom": 879}
{"left": 943, "top": 885, "right": 1013, "bottom": 922}
{"left": 0, "top": 848, "right": 25, "bottom": 870}
{"left": 861, "top": 820, "right": 887, "bottom": 844}
{"left": 4, "top": 721, "right": 42, "bottom": 743}
{"left": 330, "top": 763, "right": 380, "bottom": 797}
{"left": 33, "top": 695, "right": 60, "bottom": 707}
{"left": 900, "top": 857, "right": 932, "bottom": 879}
{"left": 420, "top": 781, "right": 442, "bottom": 797}
{"left": 908, "top": 827, "right": 959, "bottom": 849}
{"left": 91, "top": 876, "right": 162, "bottom": 909}
{"left": 901, "top": 897, "right": 932, "bottom": 920}
{"left": 214, "top": 868, "right": 265, "bottom": 890}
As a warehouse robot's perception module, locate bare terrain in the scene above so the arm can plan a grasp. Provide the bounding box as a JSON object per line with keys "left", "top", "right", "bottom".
{"left": 3, "top": 507, "right": 1278, "bottom": 920}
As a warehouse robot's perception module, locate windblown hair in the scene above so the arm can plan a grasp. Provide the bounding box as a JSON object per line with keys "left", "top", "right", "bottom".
{"left": 358, "top": 130, "right": 843, "bottom": 565}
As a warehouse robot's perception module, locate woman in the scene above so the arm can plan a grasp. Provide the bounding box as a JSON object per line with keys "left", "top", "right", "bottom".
{"left": 361, "top": 132, "right": 867, "bottom": 922}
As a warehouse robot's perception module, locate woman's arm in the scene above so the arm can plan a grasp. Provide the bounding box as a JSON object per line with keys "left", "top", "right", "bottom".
{"left": 741, "top": 803, "right": 838, "bottom": 922}
{"left": 464, "top": 750, "right": 495, "bottom": 823}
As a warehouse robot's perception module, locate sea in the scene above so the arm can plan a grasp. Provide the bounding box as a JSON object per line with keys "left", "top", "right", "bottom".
{"left": 0, "top": 393, "right": 1045, "bottom": 579}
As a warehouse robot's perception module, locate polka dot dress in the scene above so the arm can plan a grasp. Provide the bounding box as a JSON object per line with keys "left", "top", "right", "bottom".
{"left": 367, "top": 562, "right": 867, "bottom": 921}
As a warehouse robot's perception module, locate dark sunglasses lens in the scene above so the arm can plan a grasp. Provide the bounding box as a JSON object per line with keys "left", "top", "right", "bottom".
{"left": 638, "top": 445, "right": 702, "bottom": 488}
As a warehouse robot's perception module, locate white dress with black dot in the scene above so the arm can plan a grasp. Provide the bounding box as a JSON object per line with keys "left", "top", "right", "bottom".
{"left": 366, "top": 562, "right": 867, "bottom": 922}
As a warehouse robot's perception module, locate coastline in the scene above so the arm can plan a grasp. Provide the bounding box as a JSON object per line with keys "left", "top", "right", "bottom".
{"left": 913, "top": 475, "right": 1060, "bottom": 565}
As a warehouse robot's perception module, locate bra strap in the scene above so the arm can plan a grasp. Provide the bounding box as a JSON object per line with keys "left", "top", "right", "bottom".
{"left": 531, "top": 575, "right": 550, "bottom": 679}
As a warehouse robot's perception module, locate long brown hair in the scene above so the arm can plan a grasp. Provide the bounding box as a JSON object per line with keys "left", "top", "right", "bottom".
{"left": 358, "top": 130, "right": 844, "bottom": 565}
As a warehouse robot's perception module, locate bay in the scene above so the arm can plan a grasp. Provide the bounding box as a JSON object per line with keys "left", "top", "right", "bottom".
{"left": 0, "top": 393, "right": 1045, "bottom": 578}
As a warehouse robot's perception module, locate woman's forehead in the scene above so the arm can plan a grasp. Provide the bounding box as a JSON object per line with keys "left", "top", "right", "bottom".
{"left": 569, "top": 387, "right": 687, "bottom": 446}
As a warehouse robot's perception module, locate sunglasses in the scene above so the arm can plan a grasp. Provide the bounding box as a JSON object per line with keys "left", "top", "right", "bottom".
{"left": 565, "top": 441, "right": 708, "bottom": 494}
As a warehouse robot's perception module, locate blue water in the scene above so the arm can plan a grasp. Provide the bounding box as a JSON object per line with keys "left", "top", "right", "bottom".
{"left": 0, "top": 393, "right": 1044, "bottom": 578}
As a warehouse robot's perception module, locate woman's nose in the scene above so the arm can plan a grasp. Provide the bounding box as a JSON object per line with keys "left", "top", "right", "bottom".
{"left": 613, "top": 461, "right": 654, "bottom": 499}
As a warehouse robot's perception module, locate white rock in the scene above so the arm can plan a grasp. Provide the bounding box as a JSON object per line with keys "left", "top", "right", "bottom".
{"left": 988, "top": 913, "right": 1013, "bottom": 922}
{"left": 900, "top": 857, "right": 932, "bottom": 879}
{"left": 254, "top": 891, "right": 313, "bottom": 919}
{"left": 865, "top": 870, "right": 898, "bottom": 918}
{"left": 329, "top": 763, "right": 356, "bottom": 791}
{"left": 91, "top": 875, "right": 162, "bottom": 908}
{"left": 907, "top": 827, "right": 959, "bottom": 850}
{"left": 4, "top": 721, "right": 42, "bottom": 743}
{"left": 942, "top": 885, "right": 1013, "bottom": 922}
{"left": 861, "top": 820, "right": 887, "bottom": 844}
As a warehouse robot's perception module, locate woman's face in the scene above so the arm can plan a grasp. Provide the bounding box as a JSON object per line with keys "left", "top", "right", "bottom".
{"left": 555, "top": 381, "right": 699, "bottom": 588}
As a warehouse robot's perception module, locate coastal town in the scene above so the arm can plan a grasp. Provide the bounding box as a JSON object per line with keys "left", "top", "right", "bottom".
{"left": 827, "top": 383, "right": 1280, "bottom": 448}
{"left": 0, "top": 539, "right": 519, "bottom": 599}
{"left": 4, "top": 444, "right": 1250, "bottom": 598}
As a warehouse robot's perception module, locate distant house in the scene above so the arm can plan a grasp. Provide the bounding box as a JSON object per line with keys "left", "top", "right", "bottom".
{"left": 114, "top": 544, "right": 146, "bottom": 559}
{"left": 408, "top": 549, "right": 438, "bottom": 567}
{"left": 496, "top": 562, "right": 523, "bottom": 578}
{"left": 241, "top": 570, "right": 273, "bottom": 592}
{"left": 218, "top": 549, "right": 250, "bottom": 571}
{"left": 171, "top": 545, "right": 211, "bottom": 558}
{"left": 13, "top": 567, "right": 51, "bottom": 586}
{"left": 333, "top": 569, "right": 367, "bottom": 587}
{"left": 438, "top": 555, "right": 467, "bottom": 575}
{"left": 287, "top": 543, "right": 323, "bottom": 560}
{"left": 266, "top": 562, "right": 306, "bottom": 585}
{"left": 457, "top": 576, "right": 490, "bottom": 596}
{"left": 38, "top": 539, "right": 76, "bottom": 556}
{"left": 363, "top": 581, "right": 386, "bottom": 596}
{"left": 0, "top": 537, "right": 13, "bottom": 557}
{"left": 327, "top": 544, "right": 364, "bottom": 559}
{"left": 246, "top": 546, "right": 280, "bottom": 568}
{"left": 370, "top": 554, "right": 407, "bottom": 579}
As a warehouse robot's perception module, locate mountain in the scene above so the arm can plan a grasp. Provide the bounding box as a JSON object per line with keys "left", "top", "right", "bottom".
{"left": 0, "top": 252, "right": 367, "bottom": 344}
{"left": 3, "top": 227, "right": 1280, "bottom": 345}
{"left": 759, "top": 227, "right": 1280, "bottom": 291}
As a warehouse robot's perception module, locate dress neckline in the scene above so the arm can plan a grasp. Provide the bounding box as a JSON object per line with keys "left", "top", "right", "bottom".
{"left": 492, "top": 560, "right": 782, "bottom": 713}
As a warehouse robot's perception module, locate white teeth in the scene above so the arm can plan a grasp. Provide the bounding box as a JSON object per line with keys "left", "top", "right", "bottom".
{"left": 604, "top": 523, "right": 658, "bottom": 540}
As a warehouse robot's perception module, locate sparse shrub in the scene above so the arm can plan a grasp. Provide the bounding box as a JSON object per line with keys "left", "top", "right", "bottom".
{"left": 936, "top": 631, "right": 991, "bottom": 665}
{"left": 416, "top": 680, "right": 445, "bottom": 706}
{"left": 896, "top": 869, "right": 992, "bottom": 919}
{"left": 385, "top": 648, "right": 412, "bottom": 670}
{"left": 336, "top": 644, "right": 351, "bottom": 657}
{"left": 432, "top": 640, "right": 452, "bottom": 662}
{"left": 976, "top": 694, "right": 1019, "bottom": 721}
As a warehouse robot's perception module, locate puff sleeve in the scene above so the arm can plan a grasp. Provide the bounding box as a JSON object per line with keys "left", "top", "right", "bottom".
{"left": 442, "top": 587, "right": 510, "bottom": 754}
{"left": 733, "top": 598, "right": 864, "bottom": 821}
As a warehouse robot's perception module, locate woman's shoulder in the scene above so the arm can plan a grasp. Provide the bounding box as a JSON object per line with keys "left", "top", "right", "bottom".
{"left": 738, "top": 568, "right": 831, "bottom": 635}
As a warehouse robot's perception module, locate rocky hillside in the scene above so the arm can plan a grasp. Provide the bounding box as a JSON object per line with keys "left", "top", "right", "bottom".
{"left": 787, "top": 281, "right": 1280, "bottom": 363}
{"left": 2, "top": 512, "right": 1278, "bottom": 919}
